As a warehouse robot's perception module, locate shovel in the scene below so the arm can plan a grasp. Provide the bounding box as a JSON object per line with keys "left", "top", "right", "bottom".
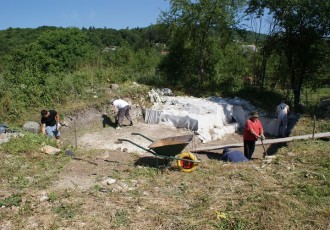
{"left": 260, "top": 139, "right": 267, "bottom": 158}
{"left": 64, "top": 149, "right": 98, "bottom": 165}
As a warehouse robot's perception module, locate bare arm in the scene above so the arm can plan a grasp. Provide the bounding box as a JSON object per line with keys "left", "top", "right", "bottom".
{"left": 41, "top": 123, "right": 46, "bottom": 135}
{"left": 55, "top": 113, "right": 60, "bottom": 123}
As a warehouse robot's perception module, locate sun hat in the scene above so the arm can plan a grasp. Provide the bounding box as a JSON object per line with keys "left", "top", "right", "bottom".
{"left": 251, "top": 111, "right": 259, "bottom": 118}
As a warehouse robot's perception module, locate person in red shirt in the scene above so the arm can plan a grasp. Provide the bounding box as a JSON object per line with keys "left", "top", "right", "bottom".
{"left": 243, "top": 111, "right": 265, "bottom": 159}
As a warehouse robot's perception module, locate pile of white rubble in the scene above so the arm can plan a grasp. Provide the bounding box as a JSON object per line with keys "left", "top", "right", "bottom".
{"left": 145, "top": 89, "right": 278, "bottom": 143}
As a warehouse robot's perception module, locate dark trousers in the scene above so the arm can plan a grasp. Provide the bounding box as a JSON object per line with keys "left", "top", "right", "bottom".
{"left": 116, "top": 105, "right": 132, "bottom": 126}
{"left": 244, "top": 140, "right": 256, "bottom": 160}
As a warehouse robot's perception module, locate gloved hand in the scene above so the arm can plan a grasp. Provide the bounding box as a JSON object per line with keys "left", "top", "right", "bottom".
{"left": 260, "top": 134, "right": 265, "bottom": 141}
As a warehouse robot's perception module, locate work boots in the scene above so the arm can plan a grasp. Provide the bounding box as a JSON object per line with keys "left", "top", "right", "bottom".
{"left": 129, "top": 121, "right": 133, "bottom": 126}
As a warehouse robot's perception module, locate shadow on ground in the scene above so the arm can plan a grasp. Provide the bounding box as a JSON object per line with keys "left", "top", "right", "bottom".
{"left": 134, "top": 156, "right": 173, "bottom": 169}
{"left": 101, "top": 114, "right": 117, "bottom": 128}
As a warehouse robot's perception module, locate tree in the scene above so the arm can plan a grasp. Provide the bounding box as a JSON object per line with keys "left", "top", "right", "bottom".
{"left": 246, "top": 0, "right": 330, "bottom": 110}
{"left": 10, "top": 28, "right": 94, "bottom": 74}
{"left": 158, "top": 0, "right": 245, "bottom": 88}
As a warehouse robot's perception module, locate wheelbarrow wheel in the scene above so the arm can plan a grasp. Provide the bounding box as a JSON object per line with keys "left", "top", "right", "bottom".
{"left": 177, "top": 152, "right": 198, "bottom": 173}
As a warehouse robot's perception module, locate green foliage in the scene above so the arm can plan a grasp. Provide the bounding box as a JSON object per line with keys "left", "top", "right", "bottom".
{"left": 246, "top": 0, "right": 330, "bottom": 109}
{"left": 0, "top": 193, "right": 22, "bottom": 207}
{"left": 0, "top": 9, "right": 328, "bottom": 124}
{"left": 213, "top": 44, "right": 250, "bottom": 93}
{"left": 8, "top": 28, "right": 94, "bottom": 74}
{"left": 159, "top": 0, "right": 245, "bottom": 88}
{"left": 115, "top": 210, "right": 130, "bottom": 227}
{"left": 53, "top": 203, "right": 80, "bottom": 219}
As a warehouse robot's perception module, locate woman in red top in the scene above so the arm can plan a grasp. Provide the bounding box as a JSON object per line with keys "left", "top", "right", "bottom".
{"left": 243, "top": 111, "right": 265, "bottom": 159}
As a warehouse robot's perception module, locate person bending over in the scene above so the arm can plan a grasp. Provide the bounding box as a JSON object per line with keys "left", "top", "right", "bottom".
{"left": 221, "top": 148, "right": 248, "bottom": 163}
{"left": 110, "top": 99, "right": 133, "bottom": 129}
{"left": 40, "top": 109, "right": 61, "bottom": 142}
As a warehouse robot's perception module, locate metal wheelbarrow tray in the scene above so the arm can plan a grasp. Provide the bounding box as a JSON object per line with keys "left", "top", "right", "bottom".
{"left": 118, "top": 132, "right": 201, "bottom": 172}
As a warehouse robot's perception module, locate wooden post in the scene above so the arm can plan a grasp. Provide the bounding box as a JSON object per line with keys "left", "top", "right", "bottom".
{"left": 74, "top": 118, "right": 77, "bottom": 149}
{"left": 312, "top": 115, "right": 316, "bottom": 140}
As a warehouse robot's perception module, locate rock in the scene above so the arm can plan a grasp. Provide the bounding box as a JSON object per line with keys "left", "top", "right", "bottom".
{"left": 23, "top": 121, "right": 40, "bottom": 133}
{"left": 40, "top": 145, "right": 61, "bottom": 155}
{"left": 64, "top": 149, "right": 75, "bottom": 157}
{"left": 265, "top": 155, "right": 277, "bottom": 159}
{"left": 106, "top": 178, "right": 116, "bottom": 185}
{"left": 0, "top": 125, "right": 7, "bottom": 134}
{"left": 263, "top": 158, "right": 272, "bottom": 164}
{"left": 287, "top": 152, "right": 295, "bottom": 156}
{"left": 109, "top": 84, "right": 119, "bottom": 90}
{"left": 101, "top": 177, "right": 116, "bottom": 185}
{"left": 0, "top": 133, "right": 9, "bottom": 144}
{"left": 39, "top": 191, "right": 49, "bottom": 202}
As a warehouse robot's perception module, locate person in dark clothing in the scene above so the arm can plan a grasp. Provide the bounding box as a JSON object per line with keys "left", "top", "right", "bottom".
{"left": 221, "top": 148, "right": 248, "bottom": 163}
{"left": 40, "top": 109, "right": 61, "bottom": 141}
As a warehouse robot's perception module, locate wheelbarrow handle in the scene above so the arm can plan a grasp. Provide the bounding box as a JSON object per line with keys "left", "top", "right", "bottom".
{"left": 131, "top": 132, "right": 154, "bottom": 142}
{"left": 117, "top": 138, "right": 155, "bottom": 155}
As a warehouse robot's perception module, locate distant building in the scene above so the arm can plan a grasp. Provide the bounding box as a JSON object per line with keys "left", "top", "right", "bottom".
{"left": 102, "top": 46, "right": 117, "bottom": 52}
{"left": 242, "top": 44, "right": 257, "bottom": 52}
{"left": 160, "top": 50, "right": 169, "bottom": 55}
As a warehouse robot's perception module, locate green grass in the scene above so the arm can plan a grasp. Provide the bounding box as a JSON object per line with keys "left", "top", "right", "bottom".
{"left": 0, "top": 193, "right": 22, "bottom": 207}
{"left": 0, "top": 133, "right": 70, "bottom": 190}
{"left": 301, "top": 87, "right": 330, "bottom": 106}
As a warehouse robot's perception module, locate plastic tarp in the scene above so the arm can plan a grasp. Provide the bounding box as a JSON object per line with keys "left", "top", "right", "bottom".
{"left": 144, "top": 93, "right": 280, "bottom": 142}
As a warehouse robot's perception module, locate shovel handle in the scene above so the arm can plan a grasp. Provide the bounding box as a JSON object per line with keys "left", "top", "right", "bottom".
{"left": 261, "top": 139, "right": 267, "bottom": 157}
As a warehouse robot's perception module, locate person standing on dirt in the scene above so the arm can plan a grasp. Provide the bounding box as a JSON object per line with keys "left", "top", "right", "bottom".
{"left": 243, "top": 111, "right": 265, "bottom": 160}
{"left": 40, "top": 109, "right": 61, "bottom": 142}
{"left": 276, "top": 99, "right": 290, "bottom": 138}
{"left": 221, "top": 148, "right": 248, "bottom": 163}
{"left": 110, "top": 99, "right": 133, "bottom": 129}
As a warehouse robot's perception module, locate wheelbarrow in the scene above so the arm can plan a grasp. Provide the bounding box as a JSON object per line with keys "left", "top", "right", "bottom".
{"left": 118, "top": 132, "right": 201, "bottom": 172}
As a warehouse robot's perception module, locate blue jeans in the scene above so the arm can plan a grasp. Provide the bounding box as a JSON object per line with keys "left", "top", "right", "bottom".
{"left": 45, "top": 125, "right": 60, "bottom": 139}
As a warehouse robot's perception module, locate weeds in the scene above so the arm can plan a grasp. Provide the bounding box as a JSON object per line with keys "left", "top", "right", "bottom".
{"left": 53, "top": 203, "right": 80, "bottom": 219}
{"left": 114, "top": 210, "right": 130, "bottom": 227}
{"left": 0, "top": 193, "right": 22, "bottom": 207}
{"left": 0, "top": 132, "right": 56, "bottom": 154}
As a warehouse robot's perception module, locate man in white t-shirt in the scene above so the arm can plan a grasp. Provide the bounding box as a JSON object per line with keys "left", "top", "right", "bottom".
{"left": 276, "top": 100, "right": 290, "bottom": 137}
{"left": 111, "top": 99, "right": 133, "bottom": 129}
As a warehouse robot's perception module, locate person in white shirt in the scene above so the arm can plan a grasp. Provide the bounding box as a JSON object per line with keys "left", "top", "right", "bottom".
{"left": 111, "top": 99, "right": 133, "bottom": 129}
{"left": 276, "top": 100, "right": 290, "bottom": 137}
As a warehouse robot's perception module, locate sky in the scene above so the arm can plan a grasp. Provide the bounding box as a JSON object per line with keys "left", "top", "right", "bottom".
{"left": 0, "top": 0, "right": 170, "bottom": 30}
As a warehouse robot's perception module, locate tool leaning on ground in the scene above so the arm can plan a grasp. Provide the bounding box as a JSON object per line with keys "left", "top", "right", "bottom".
{"left": 259, "top": 134, "right": 267, "bottom": 157}
{"left": 64, "top": 149, "right": 98, "bottom": 165}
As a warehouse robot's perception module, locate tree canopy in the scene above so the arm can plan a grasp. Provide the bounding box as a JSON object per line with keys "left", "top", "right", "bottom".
{"left": 246, "top": 0, "right": 330, "bottom": 109}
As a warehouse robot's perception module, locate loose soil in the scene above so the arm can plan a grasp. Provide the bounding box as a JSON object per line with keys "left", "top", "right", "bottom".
{"left": 56, "top": 108, "right": 265, "bottom": 191}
